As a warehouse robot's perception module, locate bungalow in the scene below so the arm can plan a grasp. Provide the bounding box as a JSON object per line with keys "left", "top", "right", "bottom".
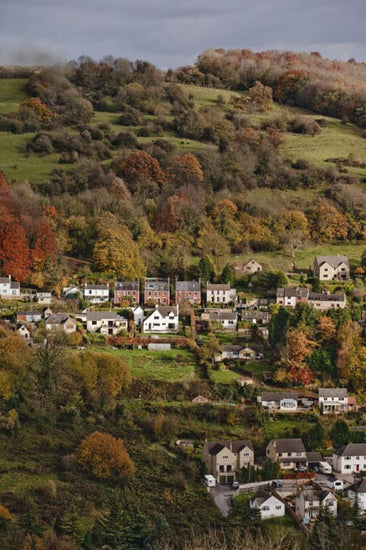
{"left": 84, "top": 283, "right": 109, "bottom": 304}
{"left": 318, "top": 388, "right": 348, "bottom": 414}
{"left": 296, "top": 487, "right": 337, "bottom": 522}
{"left": 202, "top": 440, "right": 254, "bottom": 484}
{"left": 206, "top": 283, "right": 236, "bottom": 305}
{"left": 16, "top": 323, "right": 32, "bottom": 342}
{"left": 114, "top": 281, "right": 140, "bottom": 306}
{"left": 266, "top": 438, "right": 307, "bottom": 470}
{"left": 201, "top": 309, "right": 237, "bottom": 331}
{"left": 144, "top": 277, "right": 170, "bottom": 305}
{"left": 0, "top": 275, "right": 20, "bottom": 297}
{"left": 86, "top": 311, "right": 128, "bottom": 335}
{"left": 175, "top": 280, "right": 201, "bottom": 305}
{"left": 214, "top": 344, "right": 264, "bottom": 363}
{"left": 332, "top": 443, "right": 366, "bottom": 474}
{"left": 62, "top": 286, "right": 83, "bottom": 299}
{"left": 314, "top": 255, "right": 350, "bottom": 281}
{"left": 241, "top": 310, "right": 270, "bottom": 325}
{"left": 258, "top": 391, "right": 298, "bottom": 411}
{"left": 348, "top": 478, "right": 366, "bottom": 512}
{"left": 36, "top": 292, "right": 52, "bottom": 304}
{"left": 45, "top": 313, "right": 76, "bottom": 334}
{"left": 249, "top": 491, "right": 285, "bottom": 519}
{"left": 143, "top": 305, "right": 179, "bottom": 333}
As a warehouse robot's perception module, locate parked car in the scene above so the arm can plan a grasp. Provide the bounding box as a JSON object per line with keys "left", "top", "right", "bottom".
{"left": 271, "top": 480, "right": 283, "bottom": 489}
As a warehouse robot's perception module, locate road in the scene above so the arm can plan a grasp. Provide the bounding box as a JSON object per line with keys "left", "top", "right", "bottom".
{"left": 209, "top": 485, "right": 237, "bottom": 516}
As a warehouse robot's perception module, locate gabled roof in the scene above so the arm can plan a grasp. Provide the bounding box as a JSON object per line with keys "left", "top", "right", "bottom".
{"left": 156, "top": 306, "right": 178, "bottom": 317}
{"left": 10, "top": 282, "right": 20, "bottom": 289}
{"left": 308, "top": 292, "right": 345, "bottom": 302}
{"left": 176, "top": 281, "right": 201, "bottom": 292}
{"left": 0, "top": 277, "right": 11, "bottom": 284}
{"left": 334, "top": 443, "right": 366, "bottom": 457}
{"left": 250, "top": 490, "right": 272, "bottom": 506}
{"left": 84, "top": 283, "right": 109, "bottom": 290}
{"left": 205, "top": 440, "right": 253, "bottom": 455}
{"left": 46, "top": 314, "right": 73, "bottom": 325}
{"left": 307, "top": 451, "right": 323, "bottom": 463}
{"left": 314, "top": 255, "right": 349, "bottom": 269}
{"left": 349, "top": 478, "right": 366, "bottom": 494}
{"left": 270, "top": 438, "right": 306, "bottom": 453}
{"left": 207, "top": 310, "right": 237, "bottom": 321}
{"left": 276, "top": 287, "right": 308, "bottom": 298}
{"left": 207, "top": 283, "right": 232, "bottom": 291}
{"left": 145, "top": 278, "right": 169, "bottom": 291}
{"left": 319, "top": 388, "right": 347, "bottom": 398}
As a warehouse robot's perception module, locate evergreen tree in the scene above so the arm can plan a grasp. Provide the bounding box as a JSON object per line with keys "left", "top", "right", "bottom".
{"left": 305, "top": 422, "right": 325, "bottom": 450}
{"left": 198, "top": 254, "right": 215, "bottom": 283}
{"left": 220, "top": 263, "right": 235, "bottom": 286}
{"left": 330, "top": 419, "right": 350, "bottom": 449}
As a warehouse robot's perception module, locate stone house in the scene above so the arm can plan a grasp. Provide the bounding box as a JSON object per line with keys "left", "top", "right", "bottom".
{"left": 86, "top": 311, "right": 128, "bottom": 335}
{"left": 45, "top": 313, "right": 76, "bottom": 333}
{"left": 296, "top": 487, "right": 337, "bottom": 522}
{"left": 266, "top": 438, "right": 307, "bottom": 470}
{"left": 202, "top": 440, "right": 254, "bottom": 484}
{"left": 314, "top": 255, "right": 350, "bottom": 281}
{"left": 114, "top": 281, "right": 140, "bottom": 306}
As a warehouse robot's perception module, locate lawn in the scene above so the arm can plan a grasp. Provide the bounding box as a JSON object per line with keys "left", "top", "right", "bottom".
{"left": 211, "top": 369, "right": 241, "bottom": 384}
{"left": 0, "top": 78, "right": 28, "bottom": 114}
{"left": 294, "top": 242, "right": 364, "bottom": 270}
{"left": 91, "top": 346, "right": 197, "bottom": 382}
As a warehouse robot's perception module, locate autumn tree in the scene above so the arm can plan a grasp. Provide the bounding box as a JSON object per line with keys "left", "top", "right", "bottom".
{"left": 117, "top": 150, "right": 165, "bottom": 193}
{"left": 284, "top": 328, "right": 317, "bottom": 385}
{"left": 167, "top": 153, "right": 203, "bottom": 187}
{"left": 309, "top": 202, "right": 348, "bottom": 241}
{"left": 0, "top": 223, "right": 31, "bottom": 281}
{"left": 248, "top": 81, "right": 273, "bottom": 112}
{"left": 31, "top": 214, "right": 58, "bottom": 272}
{"left": 77, "top": 431, "right": 134, "bottom": 482}
{"left": 0, "top": 328, "right": 33, "bottom": 399}
{"left": 93, "top": 215, "right": 146, "bottom": 280}
{"left": 336, "top": 320, "right": 366, "bottom": 388}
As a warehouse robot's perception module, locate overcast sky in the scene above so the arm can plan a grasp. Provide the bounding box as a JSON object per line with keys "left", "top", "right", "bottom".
{"left": 1, "top": 0, "right": 365, "bottom": 67}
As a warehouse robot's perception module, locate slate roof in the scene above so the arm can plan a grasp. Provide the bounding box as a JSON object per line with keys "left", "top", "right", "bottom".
{"left": 349, "top": 478, "right": 366, "bottom": 494}
{"left": 114, "top": 281, "right": 139, "bottom": 291}
{"left": 145, "top": 279, "right": 169, "bottom": 291}
{"left": 314, "top": 255, "right": 349, "bottom": 269}
{"left": 319, "top": 388, "right": 347, "bottom": 398}
{"left": 271, "top": 438, "right": 306, "bottom": 453}
{"left": 84, "top": 283, "right": 109, "bottom": 290}
{"left": 86, "top": 311, "right": 118, "bottom": 321}
{"left": 307, "top": 452, "right": 323, "bottom": 463}
{"left": 250, "top": 490, "right": 271, "bottom": 506}
{"left": 308, "top": 292, "right": 345, "bottom": 302}
{"left": 46, "top": 314, "right": 72, "bottom": 325}
{"left": 261, "top": 391, "right": 298, "bottom": 402}
{"left": 334, "top": 443, "right": 366, "bottom": 457}
{"left": 176, "top": 281, "right": 201, "bottom": 292}
{"left": 207, "top": 283, "right": 231, "bottom": 291}
{"left": 207, "top": 310, "right": 237, "bottom": 321}
{"left": 155, "top": 306, "right": 178, "bottom": 317}
{"left": 205, "top": 440, "right": 253, "bottom": 455}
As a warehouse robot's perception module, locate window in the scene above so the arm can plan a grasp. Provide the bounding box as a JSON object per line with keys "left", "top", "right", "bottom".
{"left": 275, "top": 505, "right": 282, "bottom": 510}
{"left": 262, "top": 506, "right": 270, "bottom": 511}
{"left": 219, "top": 465, "right": 224, "bottom": 472}
{"left": 227, "top": 465, "right": 232, "bottom": 472}
{"left": 345, "top": 465, "right": 351, "bottom": 469}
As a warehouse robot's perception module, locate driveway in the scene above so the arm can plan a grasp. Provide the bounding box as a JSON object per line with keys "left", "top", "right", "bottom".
{"left": 209, "top": 485, "right": 237, "bottom": 516}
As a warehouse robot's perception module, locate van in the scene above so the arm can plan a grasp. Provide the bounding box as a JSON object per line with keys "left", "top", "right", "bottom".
{"left": 319, "top": 461, "right": 332, "bottom": 474}
{"left": 327, "top": 478, "right": 343, "bottom": 491}
{"left": 204, "top": 474, "right": 216, "bottom": 488}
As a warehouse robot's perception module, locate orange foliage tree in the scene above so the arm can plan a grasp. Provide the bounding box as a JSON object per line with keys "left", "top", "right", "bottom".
{"left": 77, "top": 431, "right": 135, "bottom": 482}
{"left": 284, "top": 329, "right": 317, "bottom": 385}
{"left": 0, "top": 224, "right": 31, "bottom": 281}
{"left": 167, "top": 153, "right": 203, "bottom": 186}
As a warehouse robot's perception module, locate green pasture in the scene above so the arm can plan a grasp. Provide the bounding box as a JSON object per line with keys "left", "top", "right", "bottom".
{"left": 0, "top": 78, "right": 28, "bottom": 114}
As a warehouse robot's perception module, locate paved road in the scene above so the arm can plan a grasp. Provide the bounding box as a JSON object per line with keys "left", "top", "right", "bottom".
{"left": 209, "top": 485, "right": 237, "bottom": 516}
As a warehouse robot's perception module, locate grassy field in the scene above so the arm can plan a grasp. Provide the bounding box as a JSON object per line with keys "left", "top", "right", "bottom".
{"left": 91, "top": 346, "right": 197, "bottom": 382}
{"left": 0, "top": 78, "right": 28, "bottom": 114}
{"left": 211, "top": 369, "right": 241, "bottom": 384}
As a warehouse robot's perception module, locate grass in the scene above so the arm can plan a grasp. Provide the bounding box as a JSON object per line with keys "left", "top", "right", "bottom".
{"left": 244, "top": 361, "right": 272, "bottom": 380}
{"left": 0, "top": 132, "right": 62, "bottom": 183}
{"left": 0, "top": 471, "right": 59, "bottom": 496}
{"left": 90, "top": 346, "right": 197, "bottom": 382}
{"left": 211, "top": 369, "right": 240, "bottom": 384}
{"left": 294, "top": 242, "right": 364, "bottom": 270}
{"left": 0, "top": 78, "right": 28, "bottom": 114}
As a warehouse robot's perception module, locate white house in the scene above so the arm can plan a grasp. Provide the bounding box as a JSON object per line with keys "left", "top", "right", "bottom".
{"left": 296, "top": 488, "right": 337, "bottom": 522}
{"left": 258, "top": 392, "right": 298, "bottom": 411}
{"left": 214, "top": 343, "right": 263, "bottom": 362}
{"left": 243, "top": 259, "right": 262, "bottom": 274}
{"left": 314, "top": 255, "right": 350, "bottom": 281}
{"left": 348, "top": 478, "right": 366, "bottom": 512}
{"left": 143, "top": 305, "right": 179, "bottom": 333}
{"left": 206, "top": 283, "right": 236, "bottom": 305}
{"left": 62, "top": 286, "right": 83, "bottom": 299}
{"left": 332, "top": 443, "right": 366, "bottom": 474}
{"left": 249, "top": 491, "right": 285, "bottom": 519}
{"left": 86, "top": 311, "right": 128, "bottom": 335}
{"left": 318, "top": 388, "right": 348, "bottom": 414}
{"left": 16, "top": 323, "right": 32, "bottom": 342}
{"left": 84, "top": 283, "right": 109, "bottom": 303}
{"left": 36, "top": 292, "right": 52, "bottom": 304}
{"left": 0, "top": 275, "right": 20, "bottom": 297}
{"left": 276, "top": 287, "right": 308, "bottom": 307}
{"left": 130, "top": 306, "right": 144, "bottom": 327}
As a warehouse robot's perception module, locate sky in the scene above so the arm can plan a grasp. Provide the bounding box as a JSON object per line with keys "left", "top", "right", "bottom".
{"left": 0, "top": 0, "right": 366, "bottom": 68}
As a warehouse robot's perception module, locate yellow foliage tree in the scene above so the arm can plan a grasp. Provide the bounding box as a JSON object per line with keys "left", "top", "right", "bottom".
{"left": 77, "top": 431, "right": 135, "bottom": 481}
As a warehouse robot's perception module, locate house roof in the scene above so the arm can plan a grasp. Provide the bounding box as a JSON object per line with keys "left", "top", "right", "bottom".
{"left": 270, "top": 438, "right": 306, "bottom": 453}
{"left": 114, "top": 281, "right": 139, "bottom": 291}
{"left": 207, "top": 283, "right": 232, "bottom": 291}
{"left": 46, "top": 314, "right": 73, "bottom": 325}
{"left": 205, "top": 440, "right": 253, "bottom": 455}
{"left": 314, "top": 255, "right": 349, "bottom": 269}
{"left": 334, "top": 443, "right": 366, "bottom": 457}
{"left": 261, "top": 391, "right": 298, "bottom": 402}
{"left": 145, "top": 278, "right": 169, "bottom": 291}
{"left": 10, "top": 282, "right": 20, "bottom": 289}
{"left": 0, "top": 277, "right": 11, "bottom": 284}
{"left": 84, "top": 283, "right": 109, "bottom": 290}
{"left": 176, "top": 280, "right": 201, "bottom": 292}
{"left": 207, "top": 310, "right": 237, "bottom": 321}
{"left": 86, "top": 311, "right": 118, "bottom": 321}
{"left": 307, "top": 452, "right": 323, "bottom": 463}
{"left": 156, "top": 306, "right": 178, "bottom": 317}
{"left": 308, "top": 292, "right": 345, "bottom": 302}
{"left": 349, "top": 478, "right": 366, "bottom": 494}
{"left": 276, "top": 287, "right": 308, "bottom": 298}
{"left": 319, "top": 388, "right": 347, "bottom": 398}
{"left": 241, "top": 311, "right": 269, "bottom": 320}
{"left": 250, "top": 490, "right": 271, "bottom": 506}
{"left": 17, "top": 311, "right": 42, "bottom": 317}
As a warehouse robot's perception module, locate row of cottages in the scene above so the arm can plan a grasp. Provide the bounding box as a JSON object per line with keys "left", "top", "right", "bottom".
{"left": 276, "top": 287, "right": 346, "bottom": 310}
{"left": 314, "top": 255, "right": 350, "bottom": 281}
{"left": 0, "top": 275, "right": 20, "bottom": 297}
{"left": 202, "top": 440, "right": 254, "bottom": 484}
{"left": 214, "top": 343, "right": 264, "bottom": 362}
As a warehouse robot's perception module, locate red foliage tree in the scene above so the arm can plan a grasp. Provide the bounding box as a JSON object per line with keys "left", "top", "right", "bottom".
{"left": 0, "top": 224, "right": 31, "bottom": 281}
